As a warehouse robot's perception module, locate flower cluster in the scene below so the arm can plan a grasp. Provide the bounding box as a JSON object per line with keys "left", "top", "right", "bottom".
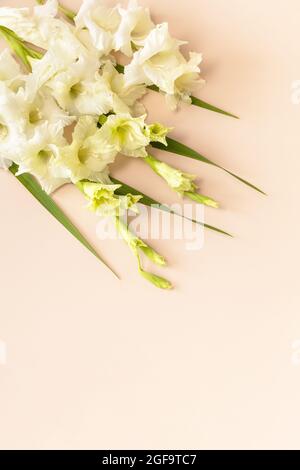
{"left": 0, "top": 0, "right": 218, "bottom": 289}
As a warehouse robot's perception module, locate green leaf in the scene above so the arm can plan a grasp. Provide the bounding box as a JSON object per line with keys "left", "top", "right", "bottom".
{"left": 9, "top": 164, "right": 118, "bottom": 278}
{"left": 0, "top": 25, "right": 42, "bottom": 71}
{"left": 152, "top": 137, "right": 266, "bottom": 195}
{"left": 191, "top": 96, "right": 239, "bottom": 119}
{"left": 111, "top": 177, "right": 232, "bottom": 237}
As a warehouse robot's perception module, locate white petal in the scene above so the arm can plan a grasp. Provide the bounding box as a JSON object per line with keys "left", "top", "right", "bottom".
{"left": 114, "top": 0, "right": 154, "bottom": 56}
{"left": 138, "top": 23, "right": 185, "bottom": 63}
{"left": 34, "top": 0, "right": 58, "bottom": 18}
{"left": 0, "top": 49, "right": 20, "bottom": 81}
{"left": 75, "top": 0, "right": 121, "bottom": 55}
{"left": 101, "top": 61, "right": 147, "bottom": 115}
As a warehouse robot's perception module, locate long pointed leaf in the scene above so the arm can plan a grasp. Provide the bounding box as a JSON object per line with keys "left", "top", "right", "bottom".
{"left": 152, "top": 138, "right": 266, "bottom": 195}
{"left": 111, "top": 177, "right": 232, "bottom": 237}
{"left": 191, "top": 96, "right": 239, "bottom": 119}
{"left": 9, "top": 164, "right": 118, "bottom": 277}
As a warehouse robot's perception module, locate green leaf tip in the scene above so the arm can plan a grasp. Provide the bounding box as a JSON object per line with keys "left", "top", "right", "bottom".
{"left": 152, "top": 138, "right": 265, "bottom": 196}
{"left": 191, "top": 96, "right": 239, "bottom": 119}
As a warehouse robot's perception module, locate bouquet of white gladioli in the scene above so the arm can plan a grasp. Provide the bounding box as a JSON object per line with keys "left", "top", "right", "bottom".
{"left": 0, "top": 0, "right": 264, "bottom": 289}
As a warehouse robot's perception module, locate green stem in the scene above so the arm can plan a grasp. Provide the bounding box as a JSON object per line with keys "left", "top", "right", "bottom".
{"left": 114, "top": 216, "right": 172, "bottom": 289}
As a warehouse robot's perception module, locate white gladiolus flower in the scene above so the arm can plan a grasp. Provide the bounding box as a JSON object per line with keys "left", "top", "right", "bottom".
{"left": 114, "top": 0, "right": 154, "bottom": 57}
{"left": 15, "top": 122, "right": 69, "bottom": 194}
{"left": 97, "top": 113, "right": 150, "bottom": 158}
{"left": 0, "top": 79, "right": 73, "bottom": 137}
{"left": 21, "top": 87, "right": 75, "bottom": 134}
{"left": 101, "top": 61, "right": 147, "bottom": 116}
{"left": 53, "top": 116, "right": 118, "bottom": 183}
{"left": 25, "top": 42, "right": 87, "bottom": 103}
{"left": 47, "top": 53, "right": 113, "bottom": 116}
{"left": 165, "top": 52, "right": 205, "bottom": 110}
{"left": 0, "top": 74, "right": 73, "bottom": 180}
{"left": 75, "top": 0, "right": 121, "bottom": 55}
{"left": 125, "top": 22, "right": 203, "bottom": 108}
{"left": 124, "top": 23, "right": 185, "bottom": 88}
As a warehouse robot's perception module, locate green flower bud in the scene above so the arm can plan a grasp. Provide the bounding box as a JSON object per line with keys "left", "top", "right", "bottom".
{"left": 146, "top": 122, "right": 173, "bottom": 146}
{"left": 115, "top": 217, "right": 172, "bottom": 289}
{"left": 144, "top": 154, "right": 218, "bottom": 207}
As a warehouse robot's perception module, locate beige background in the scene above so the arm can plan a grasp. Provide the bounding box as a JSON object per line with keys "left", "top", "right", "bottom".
{"left": 1, "top": 0, "right": 300, "bottom": 450}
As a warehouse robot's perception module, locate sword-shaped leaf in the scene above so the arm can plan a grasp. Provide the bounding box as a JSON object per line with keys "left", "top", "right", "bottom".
{"left": 152, "top": 138, "right": 266, "bottom": 195}
{"left": 111, "top": 177, "right": 232, "bottom": 237}
{"left": 191, "top": 96, "right": 238, "bottom": 119}
{"left": 9, "top": 164, "right": 118, "bottom": 277}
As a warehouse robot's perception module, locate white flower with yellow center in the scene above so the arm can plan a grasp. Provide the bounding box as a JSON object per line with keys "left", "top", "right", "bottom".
{"left": 97, "top": 113, "right": 150, "bottom": 158}
{"left": 75, "top": 0, "right": 121, "bottom": 55}
{"left": 114, "top": 0, "right": 154, "bottom": 57}
{"left": 47, "top": 52, "right": 113, "bottom": 116}
{"left": 53, "top": 116, "right": 118, "bottom": 184}
{"left": 14, "top": 122, "right": 69, "bottom": 194}
{"left": 25, "top": 40, "right": 87, "bottom": 103}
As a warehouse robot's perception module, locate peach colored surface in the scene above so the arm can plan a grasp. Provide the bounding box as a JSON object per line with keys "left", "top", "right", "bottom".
{"left": 1, "top": 0, "right": 300, "bottom": 450}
